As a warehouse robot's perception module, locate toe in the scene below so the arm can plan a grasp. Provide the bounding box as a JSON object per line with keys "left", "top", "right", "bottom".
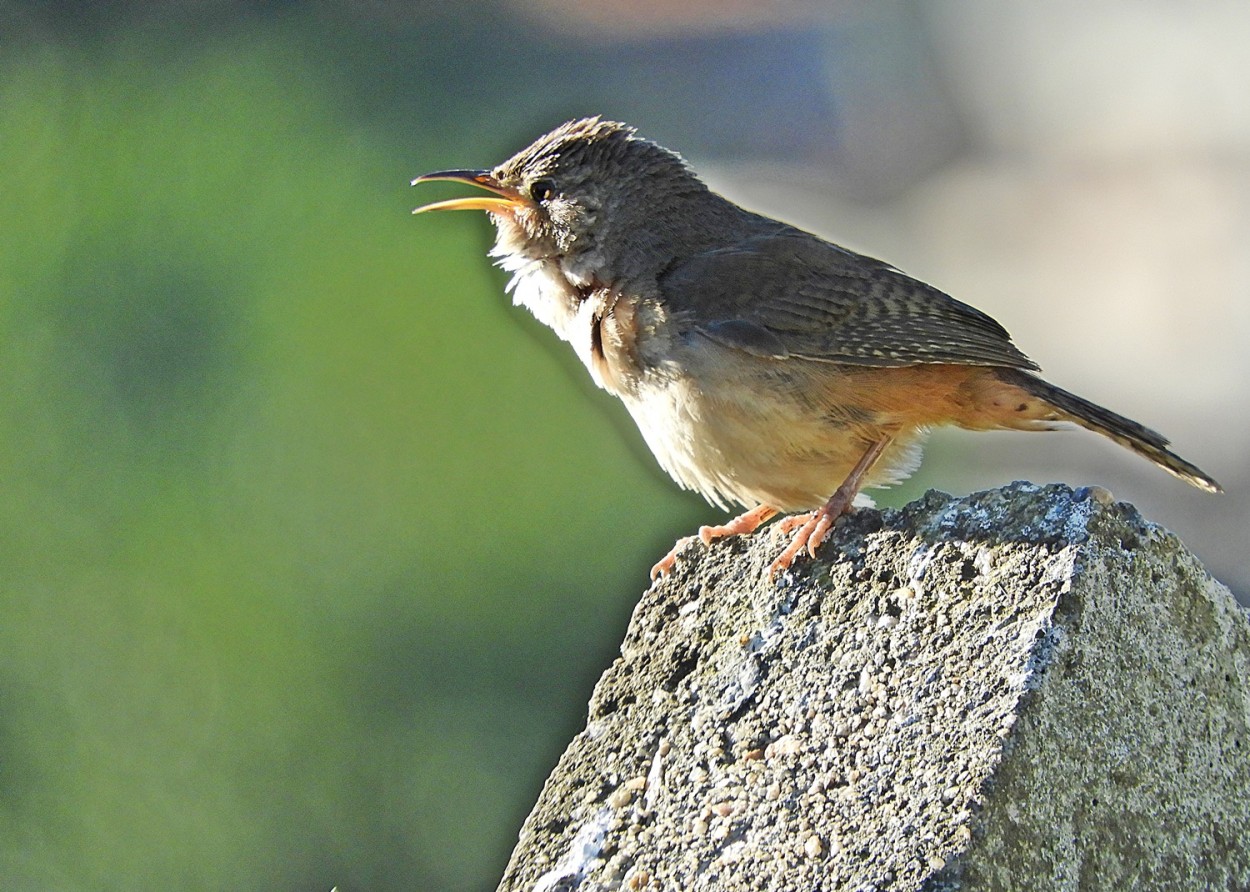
{"left": 651, "top": 535, "right": 696, "bottom": 580}
{"left": 805, "top": 514, "right": 835, "bottom": 557}
{"left": 769, "top": 516, "right": 819, "bottom": 577}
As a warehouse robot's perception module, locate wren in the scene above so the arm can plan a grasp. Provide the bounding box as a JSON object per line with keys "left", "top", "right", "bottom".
{"left": 412, "top": 118, "right": 1220, "bottom": 578}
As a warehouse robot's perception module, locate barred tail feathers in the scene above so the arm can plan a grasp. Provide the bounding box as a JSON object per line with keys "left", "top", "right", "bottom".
{"left": 998, "top": 369, "right": 1222, "bottom": 494}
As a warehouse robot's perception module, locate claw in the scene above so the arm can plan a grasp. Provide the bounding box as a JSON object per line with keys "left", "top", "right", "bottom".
{"left": 651, "top": 535, "right": 697, "bottom": 580}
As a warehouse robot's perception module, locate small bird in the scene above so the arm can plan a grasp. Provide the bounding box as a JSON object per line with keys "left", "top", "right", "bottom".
{"left": 412, "top": 118, "right": 1220, "bottom": 578}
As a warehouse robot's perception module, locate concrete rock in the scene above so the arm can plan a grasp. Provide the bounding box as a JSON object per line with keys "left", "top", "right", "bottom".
{"left": 496, "top": 483, "right": 1250, "bottom": 892}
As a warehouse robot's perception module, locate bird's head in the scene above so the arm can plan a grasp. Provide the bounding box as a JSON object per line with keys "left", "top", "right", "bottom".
{"left": 413, "top": 117, "right": 711, "bottom": 288}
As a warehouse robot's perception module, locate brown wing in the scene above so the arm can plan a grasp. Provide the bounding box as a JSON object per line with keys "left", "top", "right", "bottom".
{"left": 658, "top": 228, "right": 1039, "bottom": 371}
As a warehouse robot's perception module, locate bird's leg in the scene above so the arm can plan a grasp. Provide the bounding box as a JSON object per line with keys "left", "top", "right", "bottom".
{"left": 651, "top": 504, "right": 779, "bottom": 580}
{"left": 770, "top": 436, "right": 894, "bottom": 576}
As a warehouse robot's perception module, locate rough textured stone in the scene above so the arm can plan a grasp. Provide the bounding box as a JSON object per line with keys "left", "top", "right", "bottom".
{"left": 496, "top": 483, "right": 1250, "bottom": 892}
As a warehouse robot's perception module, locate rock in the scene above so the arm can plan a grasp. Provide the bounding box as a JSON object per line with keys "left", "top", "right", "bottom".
{"left": 495, "top": 483, "right": 1250, "bottom": 892}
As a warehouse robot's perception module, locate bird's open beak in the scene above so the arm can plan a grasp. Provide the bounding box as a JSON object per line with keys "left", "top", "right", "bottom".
{"left": 410, "top": 170, "right": 526, "bottom": 214}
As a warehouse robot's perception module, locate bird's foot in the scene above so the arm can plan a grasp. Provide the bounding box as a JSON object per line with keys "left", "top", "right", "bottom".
{"left": 769, "top": 436, "right": 893, "bottom": 577}
{"left": 769, "top": 491, "right": 857, "bottom": 577}
{"left": 769, "top": 512, "right": 820, "bottom": 576}
{"left": 651, "top": 505, "right": 779, "bottom": 580}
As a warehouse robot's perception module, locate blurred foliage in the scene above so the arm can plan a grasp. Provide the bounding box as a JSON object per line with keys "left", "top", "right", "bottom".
{"left": 0, "top": 17, "right": 712, "bottom": 891}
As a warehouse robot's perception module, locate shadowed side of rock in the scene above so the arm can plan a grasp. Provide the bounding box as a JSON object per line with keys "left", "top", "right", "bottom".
{"left": 495, "top": 483, "right": 1250, "bottom": 892}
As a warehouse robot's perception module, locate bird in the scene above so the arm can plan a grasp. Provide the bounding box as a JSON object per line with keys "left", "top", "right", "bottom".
{"left": 411, "top": 117, "right": 1221, "bottom": 579}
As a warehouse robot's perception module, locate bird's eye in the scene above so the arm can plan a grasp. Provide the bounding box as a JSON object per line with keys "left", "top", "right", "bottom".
{"left": 530, "top": 179, "right": 556, "bottom": 202}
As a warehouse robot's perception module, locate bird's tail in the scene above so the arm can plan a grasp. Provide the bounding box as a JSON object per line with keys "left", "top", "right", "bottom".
{"left": 997, "top": 368, "right": 1222, "bottom": 493}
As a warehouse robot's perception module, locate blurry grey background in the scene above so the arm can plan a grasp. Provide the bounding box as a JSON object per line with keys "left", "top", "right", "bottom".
{"left": 0, "top": 1, "right": 1245, "bottom": 889}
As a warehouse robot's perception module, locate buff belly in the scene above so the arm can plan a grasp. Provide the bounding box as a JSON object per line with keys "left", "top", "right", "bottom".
{"left": 621, "top": 360, "right": 928, "bottom": 513}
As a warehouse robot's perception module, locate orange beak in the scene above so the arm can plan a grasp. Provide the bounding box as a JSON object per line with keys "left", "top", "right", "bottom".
{"left": 410, "top": 170, "right": 527, "bottom": 214}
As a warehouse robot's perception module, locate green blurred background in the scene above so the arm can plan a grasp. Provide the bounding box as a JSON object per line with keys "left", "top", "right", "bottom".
{"left": 1, "top": 2, "right": 1245, "bottom": 889}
